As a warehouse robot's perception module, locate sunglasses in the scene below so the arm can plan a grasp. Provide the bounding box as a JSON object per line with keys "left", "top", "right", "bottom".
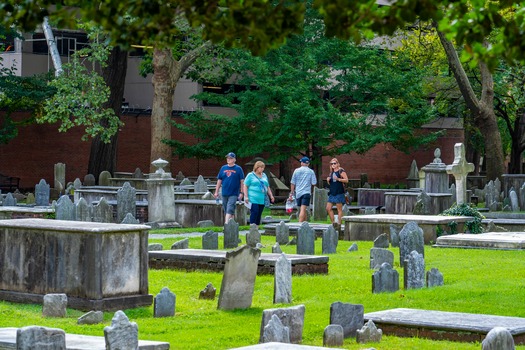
{"left": 330, "top": 162, "right": 337, "bottom": 165}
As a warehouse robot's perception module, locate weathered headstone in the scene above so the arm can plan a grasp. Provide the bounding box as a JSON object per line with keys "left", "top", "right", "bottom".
{"left": 364, "top": 207, "right": 376, "bottom": 215}
{"left": 312, "top": 187, "right": 328, "bottom": 221}
{"left": 175, "top": 171, "right": 185, "bottom": 181}
{"left": 262, "top": 314, "right": 290, "bottom": 344}
{"left": 121, "top": 212, "right": 139, "bottom": 224}
{"left": 55, "top": 195, "right": 75, "bottom": 221}
{"left": 356, "top": 320, "right": 383, "bottom": 343}
{"left": 446, "top": 143, "right": 475, "bottom": 205}
{"left": 54, "top": 162, "right": 66, "bottom": 193}
{"left": 372, "top": 262, "right": 399, "bottom": 293}
{"left": 84, "top": 174, "right": 96, "bottom": 186}
{"left": 148, "top": 243, "right": 163, "bottom": 251}
{"left": 322, "top": 225, "right": 338, "bottom": 254}
{"left": 104, "top": 311, "right": 138, "bottom": 350}
{"left": 348, "top": 243, "right": 358, "bottom": 252}
{"left": 413, "top": 190, "right": 431, "bottom": 215}
{"left": 329, "top": 302, "right": 364, "bottom": 338}
{"left": 218, "top": 245, "right": 261, "bottom": 310}
{"left": 93, "top": 197, "right": 113, "bottom": 223}
{"left": 323, "top": 324, "right": 344, "bottom": 347}
{"left": 404, "top": 250, "right": 425, "bottom": 289}
{"left": 426, "top": 267, "right": 444, "bottom": 287}
{"left": 35, "top": 179, "right": 50, "bottom": 206}
{"left": 390, "top": 224, "right": 401, "bottom": 247}
{"left": 77, "top": 311, "right": 104, "bottom": 325}
{"left": 179, "top": 178, "right": 192, "bottom": 186}
{"left": 202, "top": 230, "right": 219, "bottom": 250}
{"left": 154, "top": 287, "right": 176, "bottom": 317}
{"left": 2, "top": 193, "right": 16, "bottom": 206}
{"left": 297, "top": 221, "right": 315, "bottom": 255}
{"left": 42, "top": 293, "right": 67, "bottom": 318}
{"left": 117, "top": 182, "right": 136, "bottom": 223}
{"left": 275, "top": 221, "right": 290, "bottom": 245}
{"left": 199, "top": 282, "right": 217, "bottom": 300}
{"left": 373, "top": 233, "right": 389, "bottom": 248}
{"left": 171, "top": 238, "right": 189, "bottom": 250}
{"left": 223, "top": 218, "right": 240, "bottom": 249}
{"left": 197, "top": 219, "right": 214, "bottom": 227}
{"left": 73, "top": 178, "right": 83, "bottom": 190}
{"left": 510, "top": 189, "right": 520, "bottom": 212}
{"left": 194, "top": 175, "right": 208, "bottom": 193}
{"left": 260, "top": 304, "right": 305, "bottom": 344}
{"left": 98, "top": 170, "right": 112, "bottom": 186}
{"left": 399, "top": 221, "right": 424, "bottom": 268}
{"left": 75, "top": 197, "right": 92, "bottom": 222}
{"left": 449, "top": 183, "right": 457, "bottom": 204}
{"left": 370, "top": 248, "right": 394, "bottom": 270}
{"left": 482, "top": 327, "right": 515, "bottom": 350}
{"left": 26, "top": 193, "right": 35, "bottom": 205}
{"left": 16, "top": 326, "right": 66, "bottom": 350}
{"left": 272, "top": 242, "right": 282, "bottom": 254}
{"left": 246, "top": 224, "right": 261, "bottom": 247}
{"left": 132, "top": 167, "right": 144, "bottom": 178}
{"left": 274, "top": 253, "right": 292, "bottom": 304}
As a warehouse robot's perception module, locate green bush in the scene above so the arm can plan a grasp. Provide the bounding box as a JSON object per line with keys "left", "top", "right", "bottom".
{"left": 440, "top": 203, "right": 485, "bottom": 234}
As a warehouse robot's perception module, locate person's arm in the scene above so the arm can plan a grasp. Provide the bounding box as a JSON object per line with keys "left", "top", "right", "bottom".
{"left": 214, "top": 179, "right": 222, "bottom": 198}
{"left": 243, "top": 182, "right": 249, "bottom": 202}
{"left": 338, "top": 170, "right": 349, "bottom": 183}
{"left": 289, "top": 183, "right": 295, "bottom": 199}
{"left": 238, "top": 179, "right": 244, "bottom": 200}
{"left": 268, "top": 187, "right": 275, "bottom": 203}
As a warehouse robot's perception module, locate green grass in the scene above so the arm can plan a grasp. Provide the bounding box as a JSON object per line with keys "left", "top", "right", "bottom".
{"left": 1, "top": 229, "right": 525, "bottom": 349}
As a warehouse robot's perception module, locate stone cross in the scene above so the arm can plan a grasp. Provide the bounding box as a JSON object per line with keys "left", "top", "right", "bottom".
{"left": 446, "top": 143, "right": 474, "bottom": 205}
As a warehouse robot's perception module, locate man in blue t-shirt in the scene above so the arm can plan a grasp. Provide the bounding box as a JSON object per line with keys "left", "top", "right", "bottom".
{"left": 289, "top": 156, "right": 317, "bottom": 222}
{"left": 214, "top": 152, "right": 245, "bottom": 225}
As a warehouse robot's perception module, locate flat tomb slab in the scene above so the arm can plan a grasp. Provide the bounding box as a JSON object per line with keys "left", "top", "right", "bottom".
{"left": 364, "top": 308, "right": 525, "bottom": 344}
{"left": 263, "top": 223, "right": 334, "bottom": 238}
{"left": 434, "top": 232, "right": 525, "bottom": 250}
{"left": 0, "top": 206, "right": 54, "bottom": 220}
{"left": 342, "top": 214, "right": 470, "bottom": 244}
{"left": 0, "top": 327, "right": 170, "bottom": 350}
{"left": 149, "top": 249, "right": 328, "bottom": 275}
{"left": 482, "top": 218, "right": 525, "bottom": 231}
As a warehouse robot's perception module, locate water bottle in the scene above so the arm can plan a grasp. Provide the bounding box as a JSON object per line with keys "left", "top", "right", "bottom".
{"left": 216, "top": 197, "right": 220, "bottom": 205}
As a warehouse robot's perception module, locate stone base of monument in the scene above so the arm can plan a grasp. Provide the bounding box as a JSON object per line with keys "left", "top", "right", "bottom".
{"left": 149, "top": 249, "right": 329, "bottom": 275}
{"left": 174, "top": 199, "right": 247, "bottom": 227}
{"left": 364, "top": 308, "right": 525, "bottom": 344}
{"left": 434, "top": 232, "right": 525, "bottom": 250}
{"left": 0, "top": 327, "right": 170, "bottom": 350}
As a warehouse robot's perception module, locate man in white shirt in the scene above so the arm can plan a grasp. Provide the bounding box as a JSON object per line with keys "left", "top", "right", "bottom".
{"left": 289, "top": 156, "right": 317, "bottom": 222}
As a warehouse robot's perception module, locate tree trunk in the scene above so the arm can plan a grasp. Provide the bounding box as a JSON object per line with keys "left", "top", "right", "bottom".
{"left": 508, "top": 112, "right": 525, "bottom": 174}
{"left": 88, "top": 46, "right": 128, "bottom": 180}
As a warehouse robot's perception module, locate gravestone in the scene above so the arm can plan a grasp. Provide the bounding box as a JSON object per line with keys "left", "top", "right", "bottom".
{"left": 406, "top": 159, "right": 419, "bottom": 188}
{"left": 2, "top": 193, "right": 16, "bottom": 206}
{"left": 171, "top": 238, "right": 189, "bottom": 250}
{"left": 26, "top": 193, "right": 35, "bottom": 205}
{"left": 399, "top": 221, "right": 424, "bottom": 268}
{"left": 262, "top": 314, "right": 290, "bottom": 344}
{"left": 297, "top": 222, "right": 315, "bottom": 255}
{"left": 197, "top": 219, "right": 214, "bottom": 227}
{"left": 370, "top": 248, "right": 394, "bottom": 270}
{"left": 274, "top": 253, "right": 292, "bottom": 304}
{"left": 246, "top": 224, "right": 261, "bottom": 247}
{"left": 146, "top": 159, "right": 176, "bottom": 225}
{"left": 54, "top": 162, "right": 66, "bottom": 193}
{"left": 73, "top": 178, "right": 83, "bottom": 190}
{"left": 329, "top": 302, "right": 364, "bottom": 338}
{"left": 93, "top": 197, "right": 113, "bottom": 223}
{"left": 426, "top": 267, "right": 444, "bottom": 287}
{"left": 16, "top": 326, "right": 66, "bottom": 350}
{"left": 78, "top": 311, "right": 104, "bottom": 325}
{"left": 449, "top": 183, "right": 457, "bottom": 204}
{"left": 372, "top": 262, "right": 399, "bottom": 293}
{"left": 55, "top": 195, "right": 75, "bottom": 221}
{"left": 356, "top": 320, "right": 383, "bottom": 343}
{"left": 364, "top": 207, "right": 376, "bottom": 215}
{"left": 194, "top": 175, "right": 208, "bottom": 193}
{"left": 390, "top": 224, "right": 401, "bottom": 247}
{"left": 520, "top": 183, "right": 525, "bottom": 211}
{"left": 84, "top": 174, "right": 96, "bottom": 186}
{"left": 223, "top": 218, "right": 240, "bottom": 249}
{"left": 35, "top": 179, "right": 50, "bottom": 206}
{"left": 117, "top": 182, "right": 136, "bottom": 223}
{"left": 422, "top": 148, "right": 449, "bottom": 193}
{"left": 275, "top": 221, "right": 290, "bottom": 245}
{"left": 121, "top": 212, "right": 140, "bottom": 224}
{"left": 104, "top": 310, "right": 138, "bottom": 350}
{"left": 348, "top": 243, "right": 358, "bottom": 252}
{"left": 446, "top": 143, "right": 475, "bottom": 205}
{"left": 373, "top": 233, "right": 389, "bottom": 248}
{"left": 75, "top": 197, "right": 92, "bottom": 222}
{"left": 260, "top": 304, "right": 305, "bottom": 344}
{"left": 179, "top": 178, "right": 192, "bottom": 186}
{"left": 199, "top": 282, "right": 216, "bottom": 300}
{"left": 175, "top": 171, "right": 185, "bottom": 181}
{"left": 510, "top": 189, "right": 519, "bottom": 212}
{"left": 132, "top": 168, "right": 144, "bottom": 178}
{"left": 202, "top": 230, "right": 219, "bottom": 250}
{"left": 154, "top": 287, "right": 176, "bottom": 317}
{"left": 148, "top": 243, "right": 163, "bottom": 251}
{"left": 98, "top": 170, "right": 112, "bottom": 186}
{"left": 482, "top": 327, "right": 515, "bottom": 350}
{"left": 42, "top": 293, "right": 67, "bottom": 318}
{"left": 404, "top": 250, "right": 425, "bottom": 289}
{"left": 272, "top": 242, "right": 282, "bottom": 254}
{"left": 322, "top": 225, "right": 338, "bottom": 254}
{"left": 312, "top": 187, "right": 328, "bottom": 221}
{"left": 323, "top": 324, "right": 344, "bottom": 347}
{"left": 413, "top": 190, "right": 431, "bottom": 215}
{"left": 218, "top": 245, "right": 261, "bottom": 310}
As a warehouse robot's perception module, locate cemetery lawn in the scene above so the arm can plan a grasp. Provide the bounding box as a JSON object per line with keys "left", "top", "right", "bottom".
{"left": 1, "top": 230, "right": 525, "bottom": 349}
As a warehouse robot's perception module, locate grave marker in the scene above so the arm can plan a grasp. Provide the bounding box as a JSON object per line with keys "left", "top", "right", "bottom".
{"left": 372, "top": 262, "right": 399, "bottom": 293}
{"left": 260, "top": 304, "right": 305, "bottom": 344}
{"left": 356, "top": 320, "right": 383, "bottom": 343}
{"left": 224, "top": 218, "right": 240, "bottom": 249}
{"left": 370, "top": 248, "right": 394, "bottom": 270}
{"left": 117, "top": 182, "right": 136, "bottom": 223}
{"left": 426, "top": 267, "right": 444, "bottom": 287}
{"left": 202, "top": 230, "right": 219, "bottom": 250}
{"left": 104, "top": 311, "right": 138, "bottom": 350}
{"left": 262, "top": 314, "right": 290, "bottom": 344}
{"left": 246, "top": 224, "right": 261, "bottom": 247}
{"left": 275, "top": 221, "right": 290, "bottom": 245}
{"left": 98, "top": 170, "right": 112, "bottom": 186}
{"left": 199, "top": 282, "right": 216, "bottom": 300}
{"left": 42, "top": 293, "right": 68, "bottom": 318}
{"left": 404, "top": 250, "right": 425, "bottom": 289}
{"left": 329, "top": 301, "right": 364, "bottom": 338}
{"left": 154, "top": 287, "right": 176, "bottom": 318}
{"left": 75, "top": 197, "right": 92, "bottom": 222}
{"left": 297, "top": 222, "right": 315, "bottom": 255}
{"left": 274, "top": 253, "right": 292, "bottom": 304}
{"left": 323, "top": 324, "right": 344, "bottom": 347}
{"left": 55, "top": 195, "right": 75, "bottom": 221}
{"left": 322, "top": 225, "right": 338, "bottom": 254}
{"left": 446, "top": 143, "right": 475, "bottom": 205}
{"left": 399, "top": 221, "right": 424, "bottom": 268}
{"left": 16, "top": 326, "right": 66, "bottom": 350}
{"left": 482, "top": 327, "right": 515, "bottom": 350}
{"left": 35, "top": 179, "right": 50, "bottom": 206}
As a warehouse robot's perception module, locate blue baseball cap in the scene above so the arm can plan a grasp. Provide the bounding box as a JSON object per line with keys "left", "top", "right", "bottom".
{"left": 225, "top": 152, "right": 236, "bottom": 158}
{"left": 300, "top": 156, "right": 310, "bottom": 164}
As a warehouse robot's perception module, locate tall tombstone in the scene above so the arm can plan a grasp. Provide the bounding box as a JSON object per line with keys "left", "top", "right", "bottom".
{"left": 202, "top": 230, "right": 219, "bottom": 250}
{"left": 73, "top": 178, "right": 83, "bottom": 191}
{"left": 104, "top": 311, "right": 138, "bottom": 350}
{"left": 404, "top": 250, "right": 425, "bottom": 290}
{"left": 482, "top": 327, "right": 515, "bottom": 350}
{"left": 75, "top": 197, "right": 92, "bottom": 222}
{"left": 421, "top": 148, "right": 449, "bottom": 193}
{"left": 246, "top": 224, "right": 261, "bottom": 247}
{"left": 262, "top": 314, "right": 290, "bottom": 344}
{"left": 54, "top": 162, "right": 66, "bottom": 194}
{"left": 329, "top": 302, "right": 364, "bottom": 338}
{"left": 297, "top": 221, "right": 315, "bottom": 255}
{"left": 98, "top": 170, "right": 112, "bottom": 186}
{"left": 510, "top": 189, "right": 520, "bottom": 212}
{"left": 406, "top": 159, "right": 419, "bottom": 189}
{"left": 274, "top": 253, "right": 292, "bottom": 304}
{"left": 55, "top": 195, "right": 75, "bottom": 221}
{"left": 2, "top": 193, "right": 16, "bottom": 206}
{"left": 372, "top": 262, "right": 399, "bottom": 293}
{"left": 275, "top": 221, "right": 290, "bottom": 245}
{"left": 446, "top": 143, "right": 475, "bottom": 204}
{"left": 16, "top": 326, "right": 66, "bottom": 350}
{"left": 117, "top": 182, "right": 136, "bottom": 223}
{"left": 449, "top": 183, "right": 457, "bottom": 204}
{"left": 146, "top": 159, "right": 176, "bottom": 225}
{"left": 260, "top": 304, "right": 305, "bottom": 344}
{"left": 223, "top": 218, "right": 239, "bottom": 249}
{"left": 35, "top": 179, "right": 50, "bottom": 206}
{"left": 93, "top": 197, "right": 113, "bottom": 223}
{"left": 322, "top": 225, "right": 338, "bottom": 254}
{"left": 218, "top": 245, "right": 261, "bottom": 310}
{"left": 194, "top": 175, "right": 208, "bottom": 193}
{"left": 399, "top": 221, "right": 424, "bottom": 268}
{"left": 312, "top": 187, "right": 328, "bottom": 221}
{"left": 84, "top": 174, "right": 96, "bottom": 186}
{"left": 154, "top": 287, "right": 176, "bottom": 318}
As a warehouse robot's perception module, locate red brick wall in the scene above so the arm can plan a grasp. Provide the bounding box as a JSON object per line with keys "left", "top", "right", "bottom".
{"left": 0, "top": 112, "right": 463, "bottom": 190}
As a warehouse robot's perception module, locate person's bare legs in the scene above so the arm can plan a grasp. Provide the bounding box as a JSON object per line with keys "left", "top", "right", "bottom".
{"left": 298, "top": 205, "right": 308, "bottom": 222}
{"left": 225, "top": 213, "right": 233, "bottom": 224}
{"left": 336, "top": 203, "right": 343, "bottom": 224}
{"left": 326, "top": 202, "right": 335, "bottom": 223}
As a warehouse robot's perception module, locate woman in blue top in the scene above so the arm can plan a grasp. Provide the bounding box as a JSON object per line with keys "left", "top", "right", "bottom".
{"left": 243, "top": 161, "right": 275, "bottom": 226}
{"left": 325, "top": 158, "right": 348, "bottom": 229}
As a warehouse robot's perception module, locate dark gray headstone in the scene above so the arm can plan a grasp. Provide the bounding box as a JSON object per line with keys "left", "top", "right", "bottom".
{"left": 413, "top": 190, "right": 431, "bottom": 215}
{"left": 197, "top": 220, "right": 214, "bottom": 227}
{"left": 390, "top": 224, "right": 401, "bottom": 247}
{"left": 322, "top": 226, "right": 338, "bottom": 254}
{"left": 276, "top": 221, "right": 290, "bottom": 245}
{"left": 404, "top": 250, "right": 425, "bottom": 289}
{"left": 104, "top": 311, "right": 138, "bottom": 350}
{"left": 372, "top": 263, "right": 399, "bottom": 293}
{"left": 482, "top": 327, "right": 515, "bottom": 350}
{"left": 348, "top": 243, "right": 358, "bottom": 252}
{"left": 399, "top": 221, "right": 424, "bottom": 268}
{"left": 272, "top": 242, "right": 282, "bottom": 254}
{"left": 2, "top": 193, "right": 16, "bottom": 206}
{"left": 42, "top": 293, "right": 67, "bottom": 318}
{"left": 35, "top": 179, "right": 50, "bottom": 206}
{"left": 93, "top": 197, "right": 113, "bottom": 223}
{"left": 16, "top": 326, "right": 66, "bottom": 350}
{"left": 288, "top": 237, "right": 297, "bottom": 245}
{"left": 171, "top": 238, "right": 189, "bottom": 250}
{"left": 132, "top": 167, "right": 143, "bottom": 178}
{"left": 117, "top": 182, "right": 136, "bottom": 223}
{"left": 246, "top": 224, "right": 261, "bottom": 247}
{"left": 373, "top": 233, "right": 389, "bottom": 248}
{"left": 297, "top": 222, "right": 315, "bottom": 255}
{"left": 262, "top": 314, "right": 290, "bottom": 344}
{"left": 260, "top": 305, "right": 305, "bottom": 344}
{"left": 202, "top": 230, "right": 219, "bottom": 250}
{"left": 98, "top": 170, "right": 112, "bottom": 186}
{"left": 84, "top": 174, "right": 96, "bottom": 186}
{"left": 121, "top": 212, "right": 139, "bottom": 224}
{"left": 426, "top": 267, "right": 444, "bottom": 287}
{"left": 323, "top": 324, "right": 344, "bottom": 347}
{"left": 55, "top": 195, "right": 75, "bottom": 221}
{"left": 175, "top": 171, "right": 185, "bottom": 181}
{"left": 274, "top": 253, "right": 292, "bottom": 304}
{"left": 77, "top": 311, "right": 104, "bottom": 325}
{"left": 329, "top": 302, "right": 364, "bottom": 338}
{"left": 218, "top": 245, "right": 260, "bottom": 310}
{"left": 313, "top": 187, "right": 329, "bottom": 221}
{"left": 356, "top": 320, "right": 383, "bottom": 343}
{"left": 194, "top": 175, "right": 208, "bottom": 193}
{"left": 223, "top": 218, "right": 239, "bottom": 249}
{"left": 75, "top": 197, "right": 92, "bottom": 222}
{"left": 154, "top": 287, "right": 176, "bottom": 318}
{"left": 370, "top": 248, "right": 394, "bottom": 269}
{"left": 148, "top": 243, "right": 163, "bottom": 251}
{"left": 199, "top": 282, "right": 217, "bottom": 300}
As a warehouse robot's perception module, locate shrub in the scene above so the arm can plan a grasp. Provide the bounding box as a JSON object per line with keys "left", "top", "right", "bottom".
{"left": 440, "top": 203, "right": 485, "bottom": 234}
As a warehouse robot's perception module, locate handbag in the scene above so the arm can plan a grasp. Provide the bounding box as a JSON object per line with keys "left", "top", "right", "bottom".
{"left": 253, "top": 172, "right": 271, "bottom": 207}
